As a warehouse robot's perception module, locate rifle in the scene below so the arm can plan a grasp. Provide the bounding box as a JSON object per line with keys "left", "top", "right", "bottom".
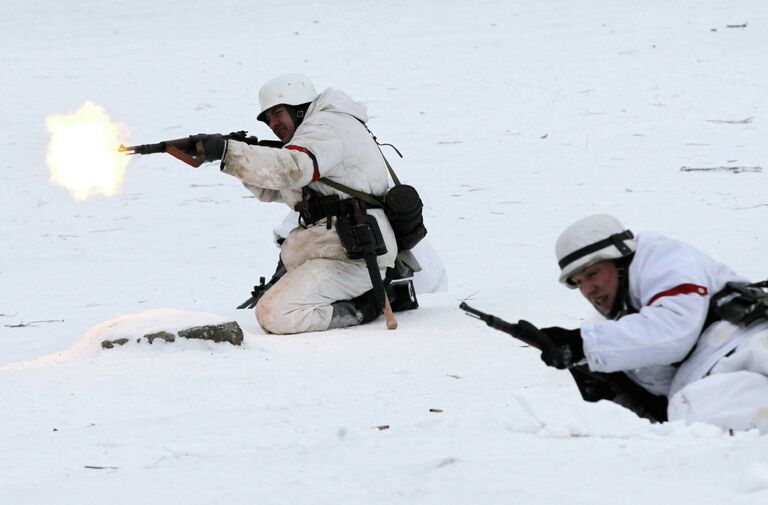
{"left": 460, "top": 302, "right": 562, "bottom": 356}
{"left": 459, "top": 302, "right": 669, "bottom": 422}
{"left": 118, "top": 130, "right": 284, "bottom": 167}
{"left": 236, "top": 259, "right": 287, "bottom": 310}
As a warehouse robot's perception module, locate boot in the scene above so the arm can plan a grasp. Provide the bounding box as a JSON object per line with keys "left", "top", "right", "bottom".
{"left": 328, "top": 301, "right": 362, "bottom": 329}
{"left": 351, "top": 288, "right": 384, "bottom": 324}
{"left": 328, "top": 289, "right": 384, "bottom": 329}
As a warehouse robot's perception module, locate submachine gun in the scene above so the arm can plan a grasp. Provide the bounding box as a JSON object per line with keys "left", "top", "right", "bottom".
{"left": 459, "top": 302, "right": 669, "bottom": 423}
{"left": 118, "top": 130, "right": 283, "bottom": 167}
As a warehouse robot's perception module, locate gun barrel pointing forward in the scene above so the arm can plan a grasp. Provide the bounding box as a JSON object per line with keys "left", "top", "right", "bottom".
{"left": 117, "top": 130, "right": 288, "bottom": 168}
{"left": 118, "top": 142, "right": 166, "bottom": 155}
{"left": 459, "top": 302, "right": 486, "bottom": 320}
{"left": 459, "top": 302, "right": 561, "bottom": 354}
{"left": 460, "top": 302, "right": 520, "bottom": 335}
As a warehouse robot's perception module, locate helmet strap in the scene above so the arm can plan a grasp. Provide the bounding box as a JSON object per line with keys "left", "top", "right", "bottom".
{"left": 558, "top": 230, "right": 634, "bottom": 271}
{"left": 608, "top": 254, "right": 636, "bottom": 319}
{"left": 288, "top": 103, "right": 311, "bottom": 129}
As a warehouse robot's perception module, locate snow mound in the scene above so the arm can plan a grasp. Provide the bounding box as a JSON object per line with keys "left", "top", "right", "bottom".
{"left": 5, "top": 309, "right": 260, "bottom": 369}
{"left": 74, "top": 308, "right": 256, "bottom": 352}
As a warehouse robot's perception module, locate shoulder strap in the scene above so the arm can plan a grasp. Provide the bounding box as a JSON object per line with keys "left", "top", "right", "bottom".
{"left": 317, "top": 176, "right": 383, "bottom": 208}
{"left": 314, "top": 120, "right": 402, "bottom": 206}
{"left": 379, "top": 149, "right": 401, "bottom": 186}
{"left": 358, "top": 121, "right": 402, "bottom": 186}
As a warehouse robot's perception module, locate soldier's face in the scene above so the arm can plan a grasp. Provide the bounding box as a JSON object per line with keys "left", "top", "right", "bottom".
{"left": 572, "top": 260, "right": 619, "bottom": 317}
{"left": 265, "top": 106, "right": 296, "bottom": 142}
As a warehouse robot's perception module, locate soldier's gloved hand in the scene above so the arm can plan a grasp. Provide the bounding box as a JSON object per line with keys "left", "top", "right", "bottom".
{"left": 539, "top": 327, "right": 584, "bottom": 369}
{"left": 202, "top": 134, "right": 226, "bottom": 162}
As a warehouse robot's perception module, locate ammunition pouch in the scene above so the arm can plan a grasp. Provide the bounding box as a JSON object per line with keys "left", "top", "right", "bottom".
{"left": 335, "top": 213, "right": 387, "bottom": 260}
{"left": 710, "top": 281, "right": 768, "bottom": 326}
{"left": 295, "top": 194, "right": 342, "bottom": 228}
{"left": 311, "top": 178, "right": 427, "bottom": 251}
{"left": 295, "top": 192, "right": 387, "bottom": 260}
{"left": 384, "top": 184, "right": 427, "bottom": 250}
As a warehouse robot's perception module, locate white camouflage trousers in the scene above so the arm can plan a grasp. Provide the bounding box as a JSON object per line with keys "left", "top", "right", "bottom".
{"left": 255, "top": 257, "right": 377, "bottom": 334}
{"left": 668, "top": 328, "right": 768, "bottom": 434}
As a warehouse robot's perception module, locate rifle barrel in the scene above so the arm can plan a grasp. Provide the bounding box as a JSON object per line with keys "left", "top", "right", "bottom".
{"left": 118, "top": 142, "right": 167, "bottom": 155}
{"left": 460, "top": 302, "right": 520, "bottom": 335}
{"left": 460, "top": 302, "right": 558, "bottom": 352}
{"left": 118, "top": 131, "right": 286, "bottom": 156}
{"left": 459, "top": 302, "right": 486, "bottom": 319}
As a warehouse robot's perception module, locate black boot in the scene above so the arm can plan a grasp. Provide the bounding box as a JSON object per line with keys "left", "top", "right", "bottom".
{"left": 328, "top": 280, "right": 419, "bottom": 330}
{"left": 328, "top": 288, "right": 384, "bottom": 329}
{"left": 350, "top": 289, "right": 384, "bottom": 324}
{"left": 328, "top": 301, "right": 362, "bottom": 329}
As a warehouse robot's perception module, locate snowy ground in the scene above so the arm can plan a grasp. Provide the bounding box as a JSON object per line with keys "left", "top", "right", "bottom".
{"left": 2, "top": 1, "right": 768, "bottom": 503}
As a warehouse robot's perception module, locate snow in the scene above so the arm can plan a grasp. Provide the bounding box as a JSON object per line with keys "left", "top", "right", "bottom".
{"left": 2, "top": 0, "right": 767, "bottom": 503}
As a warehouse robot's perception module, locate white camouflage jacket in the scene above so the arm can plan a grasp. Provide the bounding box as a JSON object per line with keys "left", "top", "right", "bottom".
{"left": 581, "top": 232, "right": 748, "bottom": 396}
{"left": 219, "top": 88, "right": 397, "bottom": 271}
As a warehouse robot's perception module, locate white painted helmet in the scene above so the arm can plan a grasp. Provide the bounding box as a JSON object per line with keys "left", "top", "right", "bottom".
{"left": 257, "top": 74, "right": 318, "bottom": 123}
{"left": 555, "top": 214, "right": 636, "bottom": 288}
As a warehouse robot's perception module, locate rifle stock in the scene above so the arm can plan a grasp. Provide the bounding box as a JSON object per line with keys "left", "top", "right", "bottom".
{"left": 118, "top": 130, "right": 284, "bottom": 167}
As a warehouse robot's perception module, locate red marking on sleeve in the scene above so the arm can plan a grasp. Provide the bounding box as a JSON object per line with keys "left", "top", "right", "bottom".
{"left": 285, "top": 144, "right": 320, "bottom": 182}
{"left": 647, "top": 284, "right": 709, "bottom": 306}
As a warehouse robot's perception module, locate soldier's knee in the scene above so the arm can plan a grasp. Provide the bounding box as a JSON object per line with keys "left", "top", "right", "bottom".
{"left": 256, "top": 292, "right": 321, "bottom": 334}
{"left": 255, "top": 296, "right": 291, "bottom": 334}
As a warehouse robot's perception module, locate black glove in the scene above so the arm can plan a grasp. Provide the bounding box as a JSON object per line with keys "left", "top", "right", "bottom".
{"left": 202, "top": 134, "right": 226, "bottom": 162}
{"left": 539, "top": 326, "right": 584, "bottom": 369}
